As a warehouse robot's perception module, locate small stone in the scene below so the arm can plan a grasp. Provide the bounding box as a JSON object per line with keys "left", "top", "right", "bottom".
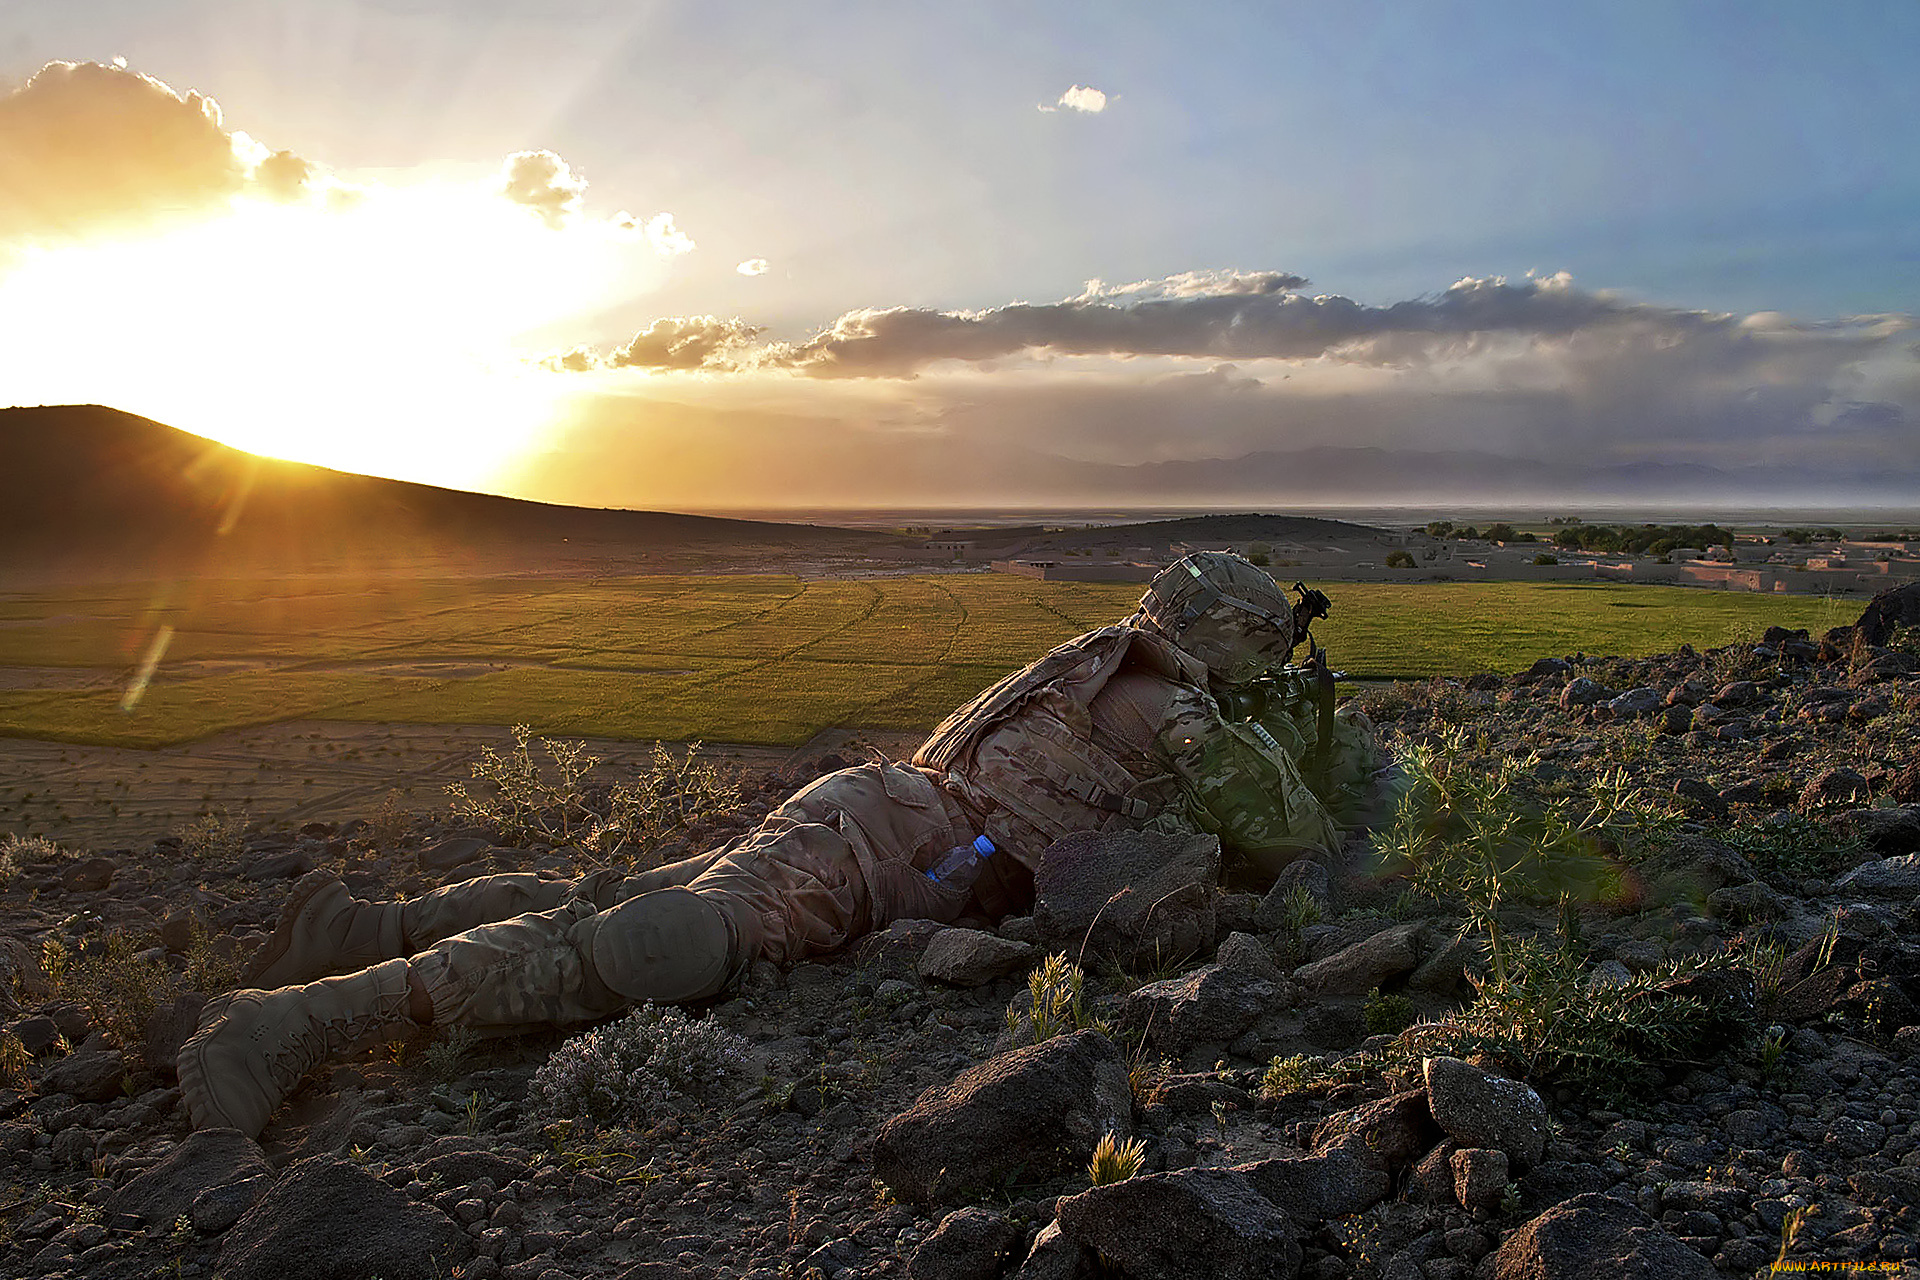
{"left": 1423, "top": 1056, "right": 1548, "bottom": 1169}
{"left": 917, "top": 929, "right": 1037, "bottom": 987}
{"left": 1450, "top": 1147, "right": 1509, "bottom": 1213}
{"left": 1293, "top": 921, "right": 1422, "bottom": 996}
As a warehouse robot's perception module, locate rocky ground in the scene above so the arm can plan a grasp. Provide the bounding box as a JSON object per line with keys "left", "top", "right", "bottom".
{"left": 2, "top": 593, "right": 1919, "bottom": 1280}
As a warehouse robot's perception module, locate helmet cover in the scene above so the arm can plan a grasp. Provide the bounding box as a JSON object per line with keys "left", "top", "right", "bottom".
{"left": 1133, "top": 551, "right": 1296, "bottom": 685}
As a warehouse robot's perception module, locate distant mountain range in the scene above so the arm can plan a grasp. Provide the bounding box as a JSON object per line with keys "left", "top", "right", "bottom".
{"left": 1028, "top": 445, "right": 1917, "bottom": 507}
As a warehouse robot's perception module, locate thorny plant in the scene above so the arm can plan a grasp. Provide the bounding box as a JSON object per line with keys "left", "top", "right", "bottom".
{"left": 1372, "top": 729, "right": 1670, "bottom": 989}
{"left": 1397, "top": 940, "right": 1754, "bottom": 1100}
{"left": 447, "top": 724, "right": 601, "bottom": 845}
{"left": 28, "top": 923, "right": 240, "bottom": 1069}
{"left": 174, "top": 808, "right": 247, "bottom": 862}
{"left": 1259, "top": 1053, "right": 1333, "bottom": 1100}
{"left": 1720, "top": 812, "right": 1862, "bottom": 882}
{"left": 0, "top": 833, "right": 70, "bottom": 888}
{"left": 587, "top": 741, "right": 743, "bottom": 863}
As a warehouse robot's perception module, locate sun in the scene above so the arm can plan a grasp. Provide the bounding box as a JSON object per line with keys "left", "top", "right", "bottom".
{"left": 0, "top": 175, "right": 648, "bottom": 490}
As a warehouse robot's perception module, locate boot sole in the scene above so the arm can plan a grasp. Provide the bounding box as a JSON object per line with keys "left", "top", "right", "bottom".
{"left": 241, "top": 869, "right": 343, "bottom": 986}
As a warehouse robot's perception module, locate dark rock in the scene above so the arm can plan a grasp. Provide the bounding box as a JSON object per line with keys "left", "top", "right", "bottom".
{"left": 1670, "top": 777, "right": 1729, "bottom": 820}
{"left": 1232, "top": 1151, "right": 1388, "bottom": 1224}
{"left": 1152, "top": 1075, "right": 1255, "bottom": 1115}
{"left": 418, "top": 836, "right": 491, "bottom": 874}
{"left": 1802, "top": 766, "right": 1872, "bottom": 810}
{"left": 159, "top": 906, "right": 212, "bottom": 952}
{"left": 1255, "top": 859, "right": 1332, "bottom": 931}
{"left": 907, "top": 1207, "right": 1023, "bottom": 1280}
{"left": 141, "top": 991, "right": 209, "bottom": 1082}
{"left": 1299, "top": 1002, "right": 1364, "bottom": 1049}
{"left": 1292, "top": 921, "right": 1421, "bottom": 996}
{"left": 918, "top": 928, "right": 1037, "bottom": 986}
{"left": 1834, "top": 853, "right": 1920, "bottom": 895}
{"left": 1010, "top": 1221, "right": 1092, "bottom": 1280}
{"left": 1521, "top": 658, "right": 1572, "bottom": 682}
{"left": 192, "top": 1171, "right": 271, "bottom": 1233}
{"left": 39, "top": 1049, "right": 125, "bottom": 1102}
{"left": 1656, "top": 966, "right": 1755, "bottom": 1054}
{"left": 1848, "top": 582, "right": 1920, "bottom": 650}
{"left": 1032, "top": 830, "right": 1221, "bottom": 970}
{"left": 873, "top": 1029, "right": 1132, "bottom": 1205}
{"left": 1706, "top": 881, "right": 1794, "bottom": 924}
{"left": 1515, "top": 1161, "right": 1615, "bottom": 1214}
{"left": 1408, "top": 1141, "right": 1459, "bottom": 1206}
{"left": 1492, "top": 1191, "right": 1717, "bottom": 1279}
{"left": 413, "top": 1148, "right": 532, "bottom": 1187}
{"left": 219, "top": 1154, "right": 466, "bottom": 1280}
{"left": 1605, "top": 687, "right": 1663, "bottom": 718}
{"left": 241, "top": 849, "right": 315, "bottom": 881}
{"left": 1560, "top": 678, "right": 1610, "bottom": 710}
{"left": 1635, "top": 835, "right": 1755, "bottom": 903}
{"left": 1215, "top": 931, "right": 1286, "bottom": 983}
{"left": 1120, "top": 963, "right": 1278, "bottom": 1053}
{"left": 1055, "top": 1166, "right": 1301, "bottom": 1280}
{"left": 1838, "top": 807, "right": 1920, "bottom": 857}
{"left": 109, "top": 1128, "right": 270, "bottom": 1229}
{"left": 1423, "top": 1056, "right": 1548, "bottom": 1169}
{"left": 1310, "top": 1089, "right": 1440, "bottom": 1174}
{"left": 1451, "top": 1147, "right": 1509, "bottom": 1213}
{"left": 8, "top": 1015, "right": 64, "bottom": 1056}
{"left": 1408, "top": 932, "right": 1480, "bottom": 995}
{"left": 59, "top": 856, "right": 118, "bottom": 892}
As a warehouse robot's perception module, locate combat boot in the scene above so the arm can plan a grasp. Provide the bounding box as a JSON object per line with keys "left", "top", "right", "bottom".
{"left": 244, "top": 871, "right": 405, "bottom": 988}
{"left": 178, "top": 958, "right": 415, "bottom": 1138}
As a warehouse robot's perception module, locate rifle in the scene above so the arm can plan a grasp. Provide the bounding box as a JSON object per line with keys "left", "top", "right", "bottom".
{"left": 1216, "top": 582, "right": 1343, "bottom": 786}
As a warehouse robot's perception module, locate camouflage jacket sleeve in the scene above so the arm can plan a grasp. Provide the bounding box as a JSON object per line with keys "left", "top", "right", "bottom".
{"left": 1156, "top": 684, "right": 1342, "bottom": 876}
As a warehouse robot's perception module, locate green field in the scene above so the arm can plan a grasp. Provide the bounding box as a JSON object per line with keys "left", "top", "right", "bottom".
{"left": 0, "top": 574, "right": 1852, "bottom": 748}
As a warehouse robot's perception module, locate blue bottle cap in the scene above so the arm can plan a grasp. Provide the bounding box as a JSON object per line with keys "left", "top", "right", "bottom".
{"left": 973, "top": 835, "right": 995, "bottom": 856}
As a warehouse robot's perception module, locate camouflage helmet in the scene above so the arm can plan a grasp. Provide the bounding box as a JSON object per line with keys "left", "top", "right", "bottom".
{"left": 1132, "top": 551, "right": 1295, "bottom": 685}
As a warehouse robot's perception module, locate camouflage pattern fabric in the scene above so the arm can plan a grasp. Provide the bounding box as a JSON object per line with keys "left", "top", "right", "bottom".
{"left": 409, "top": 762, "right": 981, "bottom": 1027}
{"left": 1158, "top": 682, "right": 1344, "bottom": 877}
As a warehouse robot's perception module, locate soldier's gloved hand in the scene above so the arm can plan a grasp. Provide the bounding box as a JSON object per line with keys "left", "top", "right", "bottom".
{"left": 869, "top": 859, "right": 974, "bottom": 926}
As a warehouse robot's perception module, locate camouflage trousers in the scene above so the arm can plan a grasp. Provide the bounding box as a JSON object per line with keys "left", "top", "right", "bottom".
{"left": 407, "top": 763, "right": 983, "bottom": 1032}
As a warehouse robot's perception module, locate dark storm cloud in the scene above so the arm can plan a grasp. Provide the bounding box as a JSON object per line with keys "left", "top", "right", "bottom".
{"left": 768, "top": 271, "right": 1731, "bottom": 378}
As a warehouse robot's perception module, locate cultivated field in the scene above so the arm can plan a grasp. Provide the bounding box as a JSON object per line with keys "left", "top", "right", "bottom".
{"left": 0, "top": 573, "right": 1852, "bottom": 750}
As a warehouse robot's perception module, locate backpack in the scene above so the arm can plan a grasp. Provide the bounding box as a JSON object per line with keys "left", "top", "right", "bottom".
{"left": 913, "top": 626, "right": 1207, "bottom": 867}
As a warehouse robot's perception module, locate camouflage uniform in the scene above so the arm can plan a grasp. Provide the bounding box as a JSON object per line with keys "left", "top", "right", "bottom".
{"left": 179, "top": 552, "right": 1377, "bottom": 1135}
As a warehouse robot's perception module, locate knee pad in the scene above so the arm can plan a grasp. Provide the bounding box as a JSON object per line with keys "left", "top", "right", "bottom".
{"left": 581, "top": 889, "right": 754, "bottom": 1005}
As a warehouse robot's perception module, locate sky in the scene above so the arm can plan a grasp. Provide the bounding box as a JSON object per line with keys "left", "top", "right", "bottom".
{"left": 1, "top": 1, "right": 1916, "bottom": 511}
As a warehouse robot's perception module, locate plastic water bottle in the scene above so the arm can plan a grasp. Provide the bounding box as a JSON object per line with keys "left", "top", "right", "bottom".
{"left": 926, "top": 834, "right": 996, "bottom": 886}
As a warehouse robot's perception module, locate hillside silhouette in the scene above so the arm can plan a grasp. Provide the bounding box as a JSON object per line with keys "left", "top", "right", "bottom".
{"left": 0, "top": 405, "right": 893, "bottom": 579}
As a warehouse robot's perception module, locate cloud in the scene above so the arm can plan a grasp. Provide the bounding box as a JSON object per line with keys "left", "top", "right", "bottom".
{"left": 562, "top": 315, "right": 763, "bottom": 371}
{"left": 1042, "top": 84, "right": 1108, "bottom": 114}
{"left": 499, "top": 149, "right": 588, "bottom": 229}
{"left": 0, "top": 60, "right": 246, "bottom": 238}
{"left": 737, "top": 257, "right": 770, "bottom": 276}
{"left": 528, "top": 269, "right": 1916, "bottom": 506}
{"left": 767, "top": 269, "right": 1716, "bottom": 377}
